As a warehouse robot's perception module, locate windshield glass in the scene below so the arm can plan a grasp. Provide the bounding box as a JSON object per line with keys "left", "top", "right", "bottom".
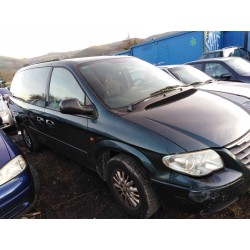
{"left": 226, "top": 58, "right": 250, "bottom": 74}
{"left": 168, "top": 65, "right": 211, "bottom": 84}
{"left": 78, "top": 57, "right": 183, "bottom": 108}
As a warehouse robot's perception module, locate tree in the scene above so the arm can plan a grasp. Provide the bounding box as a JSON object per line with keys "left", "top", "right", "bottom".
{"left": 123, "top": 33, "right": 140, "bottom": 50}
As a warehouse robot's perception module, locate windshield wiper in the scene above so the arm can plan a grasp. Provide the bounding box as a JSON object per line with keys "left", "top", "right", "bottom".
{"left": 150, "top": 85, "right": 181, "bottom": 97}
{"left": 204, "top": 79, "right": 214, "bottom": 84}
{"left": 128, "top": 85, "right": 182, "bottom": 112}
{"left": 188, "top": 79, "right": 214, "bottom": 86}
{"left": 127, "top": 97, "right": 150, "bottom": 112}
{"left": 188, "top": 81, "right": 203, "bottom": 86}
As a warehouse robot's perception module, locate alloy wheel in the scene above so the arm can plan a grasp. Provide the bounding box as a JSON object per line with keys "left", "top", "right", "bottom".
{"left": 112, "top": 170, "right": 140, "bottom": 208}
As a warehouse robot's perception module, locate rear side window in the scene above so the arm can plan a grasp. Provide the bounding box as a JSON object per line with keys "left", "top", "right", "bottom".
{"left": 191, "top": 63, "right": 203, "bottom": 71}
{"left": 48, "top": 68, "right": 86, "bottom": 110}
{"left": 11, "top": 67, "right": 51, "bottom": 107}
{"left": 202, "top": 52, "right": 222, "bottom": 59}
{"left": 204, "top": 63, "right": 230, "bottom": 78}
{"left": 230, "top": 48, "right": 250, "bottom": 60}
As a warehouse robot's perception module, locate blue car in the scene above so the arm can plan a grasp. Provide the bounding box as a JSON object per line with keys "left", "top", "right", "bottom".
{"left": 0, "top": 117, "right": 38, "bottom": 218}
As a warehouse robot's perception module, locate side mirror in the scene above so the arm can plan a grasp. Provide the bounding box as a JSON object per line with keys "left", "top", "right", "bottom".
{"left": 0, "top": 117, "right": 2, "bottom": 125}
{"left": 220, "top": 73, "right": 232, "bottom": 80}
{"left": 60, "top": 98, "right": 94, "bottom": 115}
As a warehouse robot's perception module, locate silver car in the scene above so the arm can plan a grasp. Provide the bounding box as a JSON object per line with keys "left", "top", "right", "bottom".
{"left": 0, "top": 94, "right": 14, "bottom": 130}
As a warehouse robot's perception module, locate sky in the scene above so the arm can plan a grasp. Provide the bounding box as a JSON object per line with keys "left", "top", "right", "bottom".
{"left": 1, "top": 0, "right": 248, "bottom": 59}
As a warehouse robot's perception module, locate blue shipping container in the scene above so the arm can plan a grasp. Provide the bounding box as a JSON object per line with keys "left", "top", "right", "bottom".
{"left": 116, "top": 32, "right": 203, "bottom": 65}
{"left": 115, "top": 31, "right": 250, "bottom": 65}
{"left": 223, "top": 31, "right": 250, "bottom": 51}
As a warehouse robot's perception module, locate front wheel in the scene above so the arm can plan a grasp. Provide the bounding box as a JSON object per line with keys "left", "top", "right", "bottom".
{"left": 105, "top": 154, "right": 159, "bottom": 218}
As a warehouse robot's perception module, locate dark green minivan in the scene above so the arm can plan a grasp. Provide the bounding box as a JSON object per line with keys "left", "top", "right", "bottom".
{"left": 10, "top": 56, "right": 250, "bottom": 218}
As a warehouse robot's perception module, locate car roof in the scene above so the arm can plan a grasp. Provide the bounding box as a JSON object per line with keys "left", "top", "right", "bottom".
{"left": 187, "top": 57, "right": 240, "bottom": 64}
{"left": 158, "top": 64, "right": 184, "bottom": 69}
{"left": 21, "top": 56, "right": 131, "bottom": 70}
{"left": 202, "top": 46, "right": 242, "bottom": 54}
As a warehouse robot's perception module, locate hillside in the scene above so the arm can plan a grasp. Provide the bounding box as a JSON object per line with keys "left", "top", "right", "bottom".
{"left": 0, "top": 31, "right": 177, "bottom": 82}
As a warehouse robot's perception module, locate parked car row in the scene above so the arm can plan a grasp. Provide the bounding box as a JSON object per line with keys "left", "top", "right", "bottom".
{"left": 4, "top": 55, "right": 250, "bottom": 219}
{"left": 200, "top": 46, "right": 250, "bottom": 61}
{"left": 187, "top": 57, "right": 250, "bottom": 83}
{"left": 159, "top": 64, "right": 250, "bottom": 110}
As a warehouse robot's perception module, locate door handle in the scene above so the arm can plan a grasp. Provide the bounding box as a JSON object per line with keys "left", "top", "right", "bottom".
{"left": 46, "top": 120, "right": 55, "bottom": 126}
{"left": 37, "top": 117, "right": 44, "bottom": 122}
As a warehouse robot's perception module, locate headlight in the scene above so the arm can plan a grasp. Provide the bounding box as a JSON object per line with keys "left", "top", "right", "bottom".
{"left": 0, "top": 155, "right": 27, "bottom": 185}
{"left": 162, "top": 149, "right": 223, "bottom": 177}
{"left": 0, "top": 110, "right": 8, "bottom": 117}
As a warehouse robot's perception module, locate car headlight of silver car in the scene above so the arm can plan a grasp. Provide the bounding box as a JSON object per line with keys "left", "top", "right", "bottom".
{"left": 162, "top": 149, "right": 224, "bottom": 177}
{"left": 0, "top": 110, "right": 8, "bottom": 117}
{"left": 0, "top": 155, "right": 27, "bottom": 185}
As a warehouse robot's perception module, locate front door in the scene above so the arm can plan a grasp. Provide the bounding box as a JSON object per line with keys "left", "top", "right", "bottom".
{"left": 43, "top": 67, "right": 91, "bottom": 164}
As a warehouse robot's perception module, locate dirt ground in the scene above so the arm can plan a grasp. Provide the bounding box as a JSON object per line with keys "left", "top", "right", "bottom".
{"left": 8, "top": 130, "right": 250, "bottom": 219}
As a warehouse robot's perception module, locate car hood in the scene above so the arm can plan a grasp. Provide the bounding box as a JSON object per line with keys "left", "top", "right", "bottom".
{"left": 124, "top": 90, "right": 250, "bottom": 151}
{"left": 199, "top": 81, "right": 250, "bottom": 98}
{"left": 0, "top": 131, "right": 11, "bottom": 167}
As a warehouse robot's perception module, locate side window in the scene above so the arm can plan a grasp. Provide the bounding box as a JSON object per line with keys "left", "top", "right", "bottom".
{"left": 11, "top": 67, "right": 50, "bottom": 107}
{"left": 48, "top": 68, "right": 86, "bottom": 110}
{"left": 191, "top": 63, "right": 203, "bottom": 71}
{"left": 204, "top": 63, "right": 230, "bottom": 78}
{"left": 231, "top": 48, "right": 241, "bottom": 57}
{"left": 239, "top": 48, "right": 250, "bottom": 60}
{"left": 230, "top": 48, "right": 249, "bottom": 60}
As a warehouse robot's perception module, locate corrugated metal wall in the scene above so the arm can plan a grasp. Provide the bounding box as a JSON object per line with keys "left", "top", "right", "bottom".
{"left": 223, "top": 31, "right": 245, "bottom": 47}
{"left": 130, "top": 31, "right": 203, "bottom": 65}
{"left": 115, "top": 31, "right": 250, "bottom": 65}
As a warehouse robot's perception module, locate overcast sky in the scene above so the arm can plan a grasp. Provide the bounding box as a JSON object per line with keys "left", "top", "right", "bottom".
{"left": 0, "top": 0, "right": 248, "bottom": 58}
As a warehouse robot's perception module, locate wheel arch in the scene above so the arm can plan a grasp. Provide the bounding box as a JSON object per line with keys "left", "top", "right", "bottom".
{"left": 93, "top": 140, "right": 156, "bottom": 181}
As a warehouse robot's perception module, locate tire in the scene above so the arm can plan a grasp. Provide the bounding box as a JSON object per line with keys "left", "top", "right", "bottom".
{"left": 29, "top": 164, "right": 40, "bottom": 192}
{"left": 105, "top": 154, "right": 160, "bottom": 218}
{"left": 20, "top": 124, "right": 41, "bottom": 151}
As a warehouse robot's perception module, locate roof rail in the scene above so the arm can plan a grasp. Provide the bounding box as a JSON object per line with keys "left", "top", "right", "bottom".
{"left": 23, "top": 58, "right": 60, "bottom": 67}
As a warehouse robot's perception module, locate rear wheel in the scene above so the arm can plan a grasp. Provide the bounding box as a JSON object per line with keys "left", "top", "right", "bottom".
{"left": 20, "top": 124, "right": 41, "bottom": 151}
{"left": 105, "top": 154, "right": 159, "bottom": 218}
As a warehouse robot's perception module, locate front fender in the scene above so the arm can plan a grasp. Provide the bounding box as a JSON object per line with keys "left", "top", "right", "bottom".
{"left": 93, "top": 139, "right": 157, "bottom": 176}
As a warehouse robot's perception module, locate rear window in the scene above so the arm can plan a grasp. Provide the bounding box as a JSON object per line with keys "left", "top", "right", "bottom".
{"left": 11, "top": 67, "right": 51, "bottom": 107}
{"left": 201, "top": 51, "right": 222, "bottom": 59}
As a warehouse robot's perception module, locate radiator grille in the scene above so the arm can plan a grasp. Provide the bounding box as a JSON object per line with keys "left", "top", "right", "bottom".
{"left": 227, "top": 132, "right": 250, "bottom": 169}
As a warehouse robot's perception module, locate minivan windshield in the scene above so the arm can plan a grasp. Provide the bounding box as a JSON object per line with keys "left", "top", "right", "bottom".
{"left": 78, "top": 57, "right": 183, "bottom": 108}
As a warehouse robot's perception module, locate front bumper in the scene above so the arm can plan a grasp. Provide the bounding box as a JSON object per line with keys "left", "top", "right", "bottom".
{"left": 151, "top": 168, "right": 246, "bottom": 214}
{"left": 0, "top": 164, "right": 39, "bottom": 219}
